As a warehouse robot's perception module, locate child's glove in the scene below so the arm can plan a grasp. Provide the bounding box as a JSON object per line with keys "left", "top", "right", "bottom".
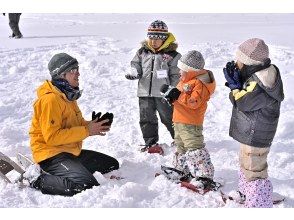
{"left": 160, "top": 84, "right": 181, "bottom": 104}
{"left": 125, "top": 68, "right": 140, "bottom": 80}
{"left": 223, "top": 61, "right": 242, "bottom": 90}
{"left": 125, "top": 74, "right": 139, "bottom": 80}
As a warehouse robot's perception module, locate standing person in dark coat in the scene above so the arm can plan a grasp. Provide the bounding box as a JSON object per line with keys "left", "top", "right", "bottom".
{"left": 223, "top": 38, "right": 284, "bottom": 207}
{"left": 3, "top": 13, "right": 23, "bottom": 38}
{"left": 126, "top": 20, "right": 181, "bottom": 153}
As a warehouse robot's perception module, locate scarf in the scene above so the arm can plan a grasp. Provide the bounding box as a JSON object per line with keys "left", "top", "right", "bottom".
{"left": 51, "top": 78, "right": 82, "bottom": 101}
{"left": 240, "top": 58, "right": 271, "bottom": 83}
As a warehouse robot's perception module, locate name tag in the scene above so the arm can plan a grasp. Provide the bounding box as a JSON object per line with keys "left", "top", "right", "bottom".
{"left": 157, "top": 69, "right": 168, "bottom": 79}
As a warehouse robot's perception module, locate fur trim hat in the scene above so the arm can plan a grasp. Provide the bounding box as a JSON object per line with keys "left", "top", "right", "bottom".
{"left": 235, "top": 38, "right": 269, "bottom": 66}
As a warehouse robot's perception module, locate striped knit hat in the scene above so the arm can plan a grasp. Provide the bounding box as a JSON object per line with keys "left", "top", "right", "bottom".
{"left": 235, "top": 38, "right": 269, "bottom": 66}
{"left": 48, "top": 53, "right": 79, "bottom": 78}
{"left": 147, "top": 20, "right": 169, "bottom": 40}
{"left": 177, "top": 50, "right": 205, "bottom": 72}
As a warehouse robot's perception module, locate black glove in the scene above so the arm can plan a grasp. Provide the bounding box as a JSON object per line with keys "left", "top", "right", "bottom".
{"left": 3, "top": 13, "right": 5, "bottom": 16}
{"left": 92, "top": 111, "right": 102, "bottom": 121}
{"left": 98, "top": 112, "right": 114, "bottom": 126}
{"left": 160, "top": 84, "right": 181, "bottom": 104}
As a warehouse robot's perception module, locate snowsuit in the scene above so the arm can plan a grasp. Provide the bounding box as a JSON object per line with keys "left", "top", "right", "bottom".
{"left": 229, "top": 65, "right": 284, "bottom": 207}
{"left": 29, "top": 80, "right": 119, "bottom": 196}
{"left": 8, "top": 13, "right": 22, "bottom": 37}
{"left": 131, "top": 33, "right": 181, "bottom": 146}
{"left": 173, "top": 70, "right": 216, "bottom": 180}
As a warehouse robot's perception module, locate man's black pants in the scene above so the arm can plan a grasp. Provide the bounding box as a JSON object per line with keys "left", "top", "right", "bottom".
{"left": 33, "top": 150, "right": 119, "bottom": 196}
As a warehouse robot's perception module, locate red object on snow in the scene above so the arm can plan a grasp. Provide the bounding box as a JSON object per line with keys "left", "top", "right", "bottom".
{"left": 147, "top": 144, "right": 164, "bottom": 155}
{"left": 180, "top": 182, "right": 209, "bottom": 195}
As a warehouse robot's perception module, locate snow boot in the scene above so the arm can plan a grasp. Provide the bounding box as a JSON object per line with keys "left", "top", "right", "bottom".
{"left": 244, "top": 178, "right": 273, "bottom": 208}
{"left": 185, "top": 148, "right": 214, "bottom": 179}
{"left": 238, "top": 170, "right": 247, "bottom": 195}
{"left": 141, "top": 143, "right": 164, "bottom": 155}
{"left": 22, "top": 163, "right": 42, "bottom": 188}
{"left": 172, "top": 152, "right": 190, "bottom": 174}
{"left": 160, "top": 165, "right": 193, "bottom": 183}
{"left": 189, "top": 176, "right": 220, "bottom": 191}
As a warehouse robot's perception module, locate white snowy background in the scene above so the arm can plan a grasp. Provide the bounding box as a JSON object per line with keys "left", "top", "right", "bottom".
{"left": 0, "top": 13, "right": 294, "bottom": 208}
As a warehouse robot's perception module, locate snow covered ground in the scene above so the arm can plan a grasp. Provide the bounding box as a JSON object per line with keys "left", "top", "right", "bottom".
{"left": 0, "top": 13, "right": 294, "bottom": 209}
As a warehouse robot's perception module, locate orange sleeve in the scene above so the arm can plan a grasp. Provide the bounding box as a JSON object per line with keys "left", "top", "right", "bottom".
{"left": 176, "top": 80, "right": 206, "bottom": 110}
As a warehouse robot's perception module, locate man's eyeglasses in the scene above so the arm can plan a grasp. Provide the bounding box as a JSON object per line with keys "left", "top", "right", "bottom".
{"left": 69, "top": 67, "right": 79, "bottom": 74}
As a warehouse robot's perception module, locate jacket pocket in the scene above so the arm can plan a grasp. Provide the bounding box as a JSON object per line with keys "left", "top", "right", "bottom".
{"left": 231, "top": 108, "right": 252, "bottom": 136}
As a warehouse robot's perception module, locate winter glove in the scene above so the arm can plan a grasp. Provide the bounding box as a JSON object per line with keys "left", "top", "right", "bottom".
{"left": 223, "top": 61, "right": 242, "bottom": 90}
{"left": 125, "top": 67, "right": 140, "bottom": 80}
{"left": 160, "top": 84, "right": 181, "bottom": 104}
{"left": 98, "top": 112, "right": 114, "bottom": 126}
{"left": 3, "top": 13, "right": 5, "bottom": 16}
{"left": 125, "top": 74, "right": 139, "bottom": 80}
{"left": 92, "top": 111, "right": 102, "bottom": 121}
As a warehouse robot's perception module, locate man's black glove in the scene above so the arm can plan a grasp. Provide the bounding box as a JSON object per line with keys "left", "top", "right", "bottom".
{"left": 160, "top": 84, "right": 181, "bottom": 104}
{"left": 92, "top": 111, "right": 102, "bottom": 121}
{"left": 98, "top": 112, "right": 114, "bottom": 126}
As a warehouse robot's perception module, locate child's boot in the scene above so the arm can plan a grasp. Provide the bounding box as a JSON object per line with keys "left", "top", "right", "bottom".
{"left": 238, "top": 170, "right": 247, "bottom": 195}
{"left": 185, "top": 148, "right": 214, "bottom": 189}
{"left": 244, "top": 178, "right": 273, "bottom": 208}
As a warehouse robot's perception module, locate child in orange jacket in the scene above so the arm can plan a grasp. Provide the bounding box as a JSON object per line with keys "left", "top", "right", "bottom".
{"left": 161, "top": 50, "right": 216, "bottom": 188}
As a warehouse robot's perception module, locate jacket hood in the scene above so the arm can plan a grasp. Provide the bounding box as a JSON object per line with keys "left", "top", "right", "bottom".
{"left": 181, "top": 70, "right": 207, "bottom": 83}
{"left": 142, "top": 33, "right": 178, "bottom": 53}
{"left": 253, "top": 65, "right": 284, "bottom": 102}
{"left": 37, "top": 80, "right": 66, "bottom": 100}
{"left": 181, "top": 69, "right": 216, "bottom": 95}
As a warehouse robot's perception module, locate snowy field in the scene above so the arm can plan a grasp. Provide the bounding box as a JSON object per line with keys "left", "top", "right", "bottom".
{"left": 0, "top": 13, "right": 294, "bottom": 209}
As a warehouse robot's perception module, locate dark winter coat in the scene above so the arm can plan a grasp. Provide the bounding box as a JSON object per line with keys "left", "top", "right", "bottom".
{"left": 229, "top": 65, "right": 284, "bottom": 148}
{"left": 131, "top": 33, "right": 181, "bottom": 97}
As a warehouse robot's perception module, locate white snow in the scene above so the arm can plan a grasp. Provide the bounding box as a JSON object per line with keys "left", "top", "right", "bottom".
{"left": 0, "top": 13, "right": 294, "bottom": 210}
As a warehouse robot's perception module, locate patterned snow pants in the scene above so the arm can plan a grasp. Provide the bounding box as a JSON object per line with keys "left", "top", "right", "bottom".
{"left": 238, "top": 144, "right": 273, "bottom": 208}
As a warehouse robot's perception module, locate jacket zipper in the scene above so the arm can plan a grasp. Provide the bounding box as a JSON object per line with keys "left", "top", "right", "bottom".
{"left": 148, "top": 55, "right": 155, "bottom": 96}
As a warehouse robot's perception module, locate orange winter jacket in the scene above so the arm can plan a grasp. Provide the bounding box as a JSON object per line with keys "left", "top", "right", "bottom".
{"left": 173, "top": 70, "right": 216, "bottom": 125}
{"left": 29, "top": 80, "right": 89, "bottom": 163}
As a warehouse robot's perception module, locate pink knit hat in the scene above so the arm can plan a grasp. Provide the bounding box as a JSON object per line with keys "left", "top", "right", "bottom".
{"left": 235, "top": 38, "right": 269, "bottom": 65}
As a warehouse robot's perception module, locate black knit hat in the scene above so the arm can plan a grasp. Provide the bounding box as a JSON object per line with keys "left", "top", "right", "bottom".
{"left": 48, "top": 53, "right": 79, "bottom": 78}
{"left": 147, "top": 20, "right": 169, "bottom": 40}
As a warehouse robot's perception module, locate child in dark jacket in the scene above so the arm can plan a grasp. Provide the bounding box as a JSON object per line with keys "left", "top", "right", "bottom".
{"left": 126, "top": 20, "right": 181, "bottom": 153}
{"left": 223, "top": 38, "right": 284, "bottom": 207}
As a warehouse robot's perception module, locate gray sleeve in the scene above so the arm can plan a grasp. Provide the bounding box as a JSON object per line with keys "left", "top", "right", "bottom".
{"left": 130, "top": 49, "right": 143, "bottom": 77}
{"left": 168, "top": 53, "right": 181, "bottom": 87}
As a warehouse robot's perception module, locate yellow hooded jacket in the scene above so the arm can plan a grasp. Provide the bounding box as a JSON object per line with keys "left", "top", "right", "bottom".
{"left": 29, "top": 80, "right": 89, "bottom": 163}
